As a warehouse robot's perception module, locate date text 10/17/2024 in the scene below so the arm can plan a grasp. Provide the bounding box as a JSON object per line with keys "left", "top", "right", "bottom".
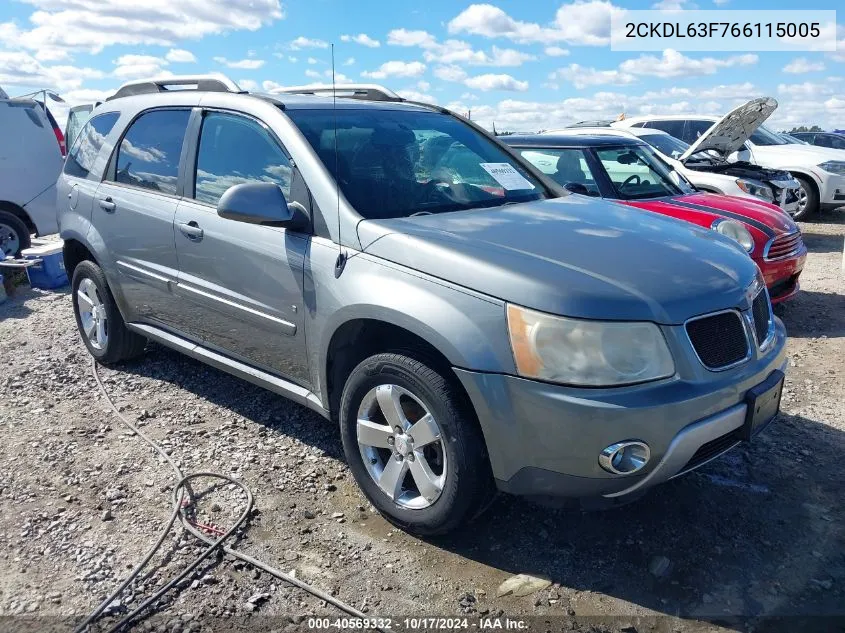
{"left": 307, "top": 617, "right": 530, "bottom": 630}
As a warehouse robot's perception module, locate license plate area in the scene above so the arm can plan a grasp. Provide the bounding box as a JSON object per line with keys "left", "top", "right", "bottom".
{"left": 742, "top": 370, "right": 784, "bottom": 441}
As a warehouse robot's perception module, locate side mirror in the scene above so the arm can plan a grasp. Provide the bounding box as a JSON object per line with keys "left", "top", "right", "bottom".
{"left": 217, "top": 182, "right": 308, "bottom": 230}
{"left": 563, "top": 182, "right": 589, "bottom": 195}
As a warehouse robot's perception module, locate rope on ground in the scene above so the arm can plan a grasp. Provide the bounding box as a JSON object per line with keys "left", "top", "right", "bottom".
{"left": 76, "top": 357, "right": 382, "bottom": 632}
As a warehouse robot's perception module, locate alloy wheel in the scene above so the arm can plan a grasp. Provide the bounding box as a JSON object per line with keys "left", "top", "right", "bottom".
{"left": 76, "top": 278, "right": 108, "bottom": 350}
{"left": 356, "top": 384, "right": 447, "bottom": 509}
{"left": 795, "top": 185, "right": 808, "bottom": 218}
{"left": 0, "top": 223, "right": 20, "bottom": 258}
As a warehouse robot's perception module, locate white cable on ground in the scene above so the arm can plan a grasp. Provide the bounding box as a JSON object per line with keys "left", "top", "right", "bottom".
{"left": 77, "top": 358, "right": 383, "bottom": 632}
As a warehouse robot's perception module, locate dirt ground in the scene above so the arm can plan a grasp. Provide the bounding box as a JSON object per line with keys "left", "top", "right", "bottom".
{"left": 1, "top": 213, "right": 843, "bottom": 633}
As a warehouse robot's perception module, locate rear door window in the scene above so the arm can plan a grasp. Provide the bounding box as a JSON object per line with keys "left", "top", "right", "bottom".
{"left": 111, "top": 109, "right": 190, "bottom": 195}
{"left": 63, "top": 112, "right": 120, "bottom": 179}
{"left": 193, "top": 112, "right": 293, "bottom": 206}
{"left": 646, "top": 120, "right": 687, "bottom": 142}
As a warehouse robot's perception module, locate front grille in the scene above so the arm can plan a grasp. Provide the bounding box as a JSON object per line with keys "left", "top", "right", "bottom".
{"left": 686, "top": 312, "right": 749, "bottom": 369}
{"left": 751, "top": 290, "right": 771, "bottom": 345}
{"left": 766, "top": 231, "right": 803, "bottom": 260}
{"left": 677, "top": 428, "right": 742, "bottom": 475}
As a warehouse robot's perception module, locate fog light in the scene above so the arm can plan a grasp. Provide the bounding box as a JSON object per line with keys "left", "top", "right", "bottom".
{"left": 599, "top": 441, "right": 650, "bottom": 475}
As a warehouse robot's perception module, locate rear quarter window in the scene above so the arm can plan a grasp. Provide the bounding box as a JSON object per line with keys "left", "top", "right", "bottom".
{"left": 64, "top": 112, "right": 120, "bottom": 179}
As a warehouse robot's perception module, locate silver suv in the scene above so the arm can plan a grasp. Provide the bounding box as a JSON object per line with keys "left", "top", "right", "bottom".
{"left": 58, "top": 77, "right": 787, "bottom": 535}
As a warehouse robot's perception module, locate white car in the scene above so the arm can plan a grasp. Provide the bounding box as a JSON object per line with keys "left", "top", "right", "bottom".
{"left": 612, "top": 98, "right": 845, "bottom": 219}
{"left": 546, "top": 126, "right": 801, "bottom": 217}
{"left": 0, "top": 92, "right": 65, "bottom": 256}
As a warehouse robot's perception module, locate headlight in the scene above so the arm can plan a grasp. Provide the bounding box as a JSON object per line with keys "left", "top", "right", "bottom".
{"left": 818, "top": 161, "right": 845, "bottom": 175}
{"left": 506, "top": 305, "right": 675, "bottom": 386}
{"left": 735, "top": 179, "right": 773, "bottom": 201}
{"left": 712, "top": 218, "right": 754, "bottom": 253}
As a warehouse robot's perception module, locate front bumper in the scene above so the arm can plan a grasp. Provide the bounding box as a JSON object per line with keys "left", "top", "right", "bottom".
{"left": 755, "top": 248, "right": 807, "bottom": 304}
{"left": 455, "top": 318, "right": 787, "bottom": 499}
{"left": 818, "top": 172, "right": 845, "bottom": 207}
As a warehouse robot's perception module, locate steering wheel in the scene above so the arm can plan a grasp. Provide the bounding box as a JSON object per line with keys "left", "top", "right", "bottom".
{"left": 620, "top": 174, "right": 641, "bottom": 189}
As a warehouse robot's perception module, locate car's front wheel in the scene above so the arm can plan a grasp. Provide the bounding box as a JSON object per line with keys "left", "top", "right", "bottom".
{"left": 339, "top": 353, "right": 494, "bottom": 535}
{"left": 793, "top": 175, "right": 818, "bottom": 220}
{"left": 71, "top": 260, "right": 147, "bottom": 363}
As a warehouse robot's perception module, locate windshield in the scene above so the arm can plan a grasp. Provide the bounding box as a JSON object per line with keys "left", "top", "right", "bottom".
{"left": 595, "top": 145, "right": 693, "bottom": 200}
{"left": 637, "top": 133, "right": 691, "bottom": 160}
{"left": 286, "top": 108, "right": 547, "bottom": 219}
{"left": 749, "top": 125, "right": 788, "bottom": 146}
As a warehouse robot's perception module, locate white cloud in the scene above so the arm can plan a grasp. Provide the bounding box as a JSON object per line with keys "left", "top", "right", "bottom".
{"left": 0, "top": 1, "right": 283, "bottom": 58}
{"left": 783, "top": 57, "right": 825, "bottom": 74}
{"left": 214, "top": 57, "right": 265, "bottom": 70}
{"left": 238, "top": 79, "right": 259, "bottom": 91}
{"left": 552, "top": 63, "right": 636, "bottom": 89}
{"left": 545, "top": 46, "right": 569, "bottom": 57}
{"left": 387, "top": 29, "right": 438, "bottom": 48}
{"left": 340, "top": 33, "right": 380, "bottom": 48}
{"left": 290, "top": 36, "right": 328, "bottom": 50}
{"left": 434, "top": 65, "right": 468, "bottom": 82}
{"left": 289, "top": 56, "right": 298, "bottom": 63}
{"left": 305, "top": 69, "right": 321, "bottom": 79}
{"left": 0, "top": 51, "right": 104, "bottom": 91}
{"left": 307, "top": 57, "right": 319, "bottom": 64}
{"left": 448, "top": 1, "right": 624, "bottom": 46}
{"left": 464, "top": 73, "right": 529, "bottom": 92}
{"left": 417, "top": 80, "right": 431, "bottom": 91}
{"left": 619, "top": 49, "right": 758, "bottom": 78}
{"left": 113, "top": 54, "right": 169, "bottom": 79}
{"left": 361, "top": 60, "right": 426, "bottom": 79}
{"left": 165, "top": 49, "right": 196, "bottom": 63}
{"left": 396, "top": 89, "right": 437, "bottom": 103}
{"left": 777, "top": 80, "right": 839, "bottom": 98}
{"left": 651, "top": 0, "right": 696, "bottom": 9}
{"left": 343, "top": 57, "right": 356, "bottom": 66}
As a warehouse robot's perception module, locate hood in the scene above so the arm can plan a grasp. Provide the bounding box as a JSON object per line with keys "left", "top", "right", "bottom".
{"left": 622, "top": 193, "right": 797, "bottom": 245}
{"left": 680, "top": 97, "right": 777, "bottom": 162}
{"left": 357, "top": 196, "right": 759, "bottom": 325}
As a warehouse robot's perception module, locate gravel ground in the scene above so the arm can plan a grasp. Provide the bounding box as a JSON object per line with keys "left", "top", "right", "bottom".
{"left": 1, "top": 213, "right": 843, "bottom": 633}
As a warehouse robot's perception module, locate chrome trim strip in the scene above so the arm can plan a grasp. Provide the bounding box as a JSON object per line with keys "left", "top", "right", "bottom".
{"left": 684, "top": 308, "right": 752, "bottom": 372}
{"left": 116, "top": 260, "right": 172, "bottom": 291}
{"left": 603, "top": 402, "right": 747, "bottom": 498}
{"left": 126, "top": 323, "right": 328, "bottom": 418}
{"left": 174, "top": 282, "right": 296, "bottom": 336}
{"left": 763, "top": 230, "right": 802, "bottom": 261}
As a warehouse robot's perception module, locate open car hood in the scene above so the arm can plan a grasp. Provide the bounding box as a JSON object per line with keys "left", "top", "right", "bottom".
{"left": 679, "top": 97, "right": 778, "bottom": 162}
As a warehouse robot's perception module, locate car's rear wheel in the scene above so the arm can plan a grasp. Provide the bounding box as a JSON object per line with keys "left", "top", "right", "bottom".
{"left": 792, "top": 176, "right": 818, "bottom": 220}
{"left": 339, "top": 352, "right": 494, "bottom": 535}
{"left": 71, "top": 260, "right": 147, "bottom": 363}
{"left": 0, "top": 211, "right": 31, "bottom": 258}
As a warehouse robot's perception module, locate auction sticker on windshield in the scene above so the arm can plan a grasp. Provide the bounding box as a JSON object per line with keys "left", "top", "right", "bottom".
{"left": 479, "top": 163, "right": 535, "bottom": 190}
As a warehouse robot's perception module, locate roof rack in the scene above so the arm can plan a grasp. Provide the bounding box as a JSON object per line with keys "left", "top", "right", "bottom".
{"left": 271, "top": 83, "right": 403, "bottom": 103}
{"left": 106, "top": 74, "right": 243, "bottom": 101}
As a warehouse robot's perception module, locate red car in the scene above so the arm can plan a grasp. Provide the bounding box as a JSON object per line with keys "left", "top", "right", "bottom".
{"left": 506, "top": 134, "right": 806, "bottom": 303}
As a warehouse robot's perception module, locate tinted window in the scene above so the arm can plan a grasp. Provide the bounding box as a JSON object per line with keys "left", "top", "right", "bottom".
{"left": 647, "top": 120, "right": 687, "bottom": 143}
{"left": 194, "top": 112, "right": 292, "bottom": 206}
{"left": 516, "top": 148, "right": 600, "bottom": 195}
{"left": 638, "top": 133, "right": 690, "bottom": 159}
{"left": 113, "top": 109, "right": 190, "bottom": 195}
{"left": 64, "top": 112, "right": 120, "bottom": 179}
{"left": 65, "top": 105, "right": 93, "bottom": 149}
{"left": 286, "top": 108, "right": 546, "bottom": 219}
{"left": 595, "top": 146, "right": 690, "bottom": 200}
{"left": 748, "top": 125, "right": 787, "bottom": 146}
{"left": 684, "top": 120, "right": 713, "bottom": 145}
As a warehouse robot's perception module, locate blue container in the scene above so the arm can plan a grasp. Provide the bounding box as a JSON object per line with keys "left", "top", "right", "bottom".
{"left": 22, "top": 242, "right": 68, "bottom": 289}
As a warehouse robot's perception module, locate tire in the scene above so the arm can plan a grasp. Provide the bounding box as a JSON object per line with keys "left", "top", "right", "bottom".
{"left": 0, "top": 210, "right": 31, "bottom": 258}
{"left": 792, "top": 175, "right": 818, "bottom": 221}
{"left": 71, "top": 260, "right": 147, "bottom": 363}
{"left": 339, "top": 352, "right": 494, "bottom": 535}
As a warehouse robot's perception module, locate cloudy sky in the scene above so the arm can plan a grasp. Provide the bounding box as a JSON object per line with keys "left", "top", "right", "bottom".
{"left": 0, "top": 0, "right": 843, "bottom": 131}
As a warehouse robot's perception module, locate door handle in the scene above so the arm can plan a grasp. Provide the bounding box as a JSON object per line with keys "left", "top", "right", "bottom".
{"left": 98, "top": 197, "right": 116, "bottom": 212}
{"left": 178, "top": 221, "right": 204, "bottom": 241}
